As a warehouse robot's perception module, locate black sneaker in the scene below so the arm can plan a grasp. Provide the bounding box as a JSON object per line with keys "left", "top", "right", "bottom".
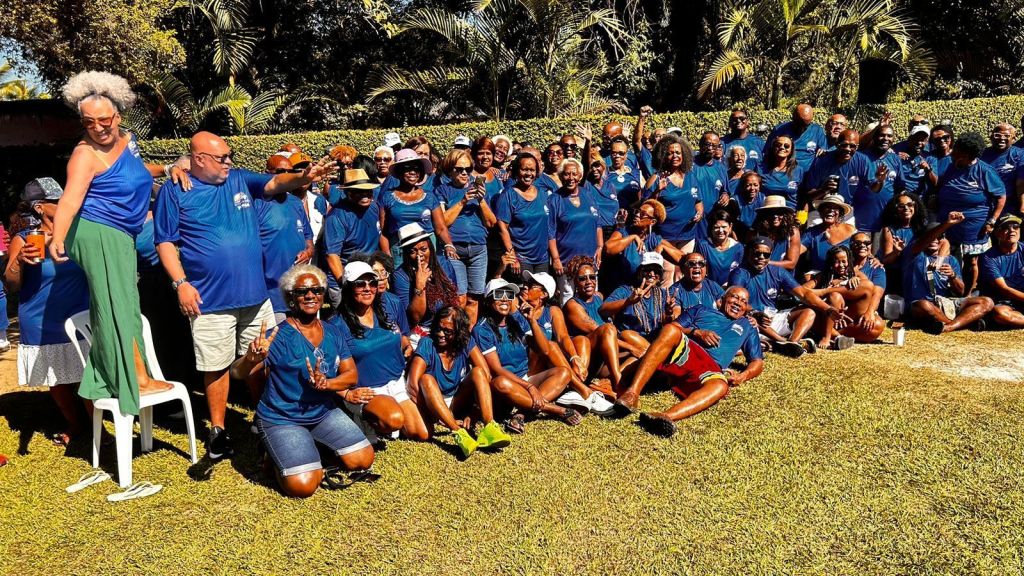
{"left": 775, "top": 341, "right": 806, "bottom": 358}
{"left": 207, "top": 426, "right": 235, "bottom": 461}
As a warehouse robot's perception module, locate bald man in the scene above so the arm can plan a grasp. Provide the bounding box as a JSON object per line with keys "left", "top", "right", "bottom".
{"left": 767, "top": 103, "right": 827, "bottom": 171}
{"left": 154, "top": 131, "right": 336, "bottom": 460}
{"left": 615, "top": 286, "right": 765, "bottom": 437}
{"left": 980, "top": 123, "right": 1024, "bottom": 215}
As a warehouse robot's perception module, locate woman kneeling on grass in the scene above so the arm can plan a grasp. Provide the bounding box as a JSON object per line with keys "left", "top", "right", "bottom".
{"left": 407, "top": 306, "right": 511, "bottom": 457}
{"left": 801, "top": 245, "right": 884, "bottom": 350}
{"left": 473, "top": 279, "right": 578, "bottom": 434}
{"left": 231, "top": 264, "right": 374, "bottom": 498}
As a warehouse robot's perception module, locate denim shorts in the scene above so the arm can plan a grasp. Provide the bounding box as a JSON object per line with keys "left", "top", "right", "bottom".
{"left": 450, "top": 243, "right": 488, "bottom": 295}
{"left": 257, "top": 408, "right": 370, "bottom": 477}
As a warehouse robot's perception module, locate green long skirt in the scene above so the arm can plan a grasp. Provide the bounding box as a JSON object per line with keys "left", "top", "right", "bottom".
{"left": 66, "top": 217, "right": 150, "bottom": 416}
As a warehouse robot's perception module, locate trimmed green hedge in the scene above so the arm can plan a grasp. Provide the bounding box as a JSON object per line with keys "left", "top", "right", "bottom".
{"left": 139, "top": 96, "right": 1024, "bottom": 170}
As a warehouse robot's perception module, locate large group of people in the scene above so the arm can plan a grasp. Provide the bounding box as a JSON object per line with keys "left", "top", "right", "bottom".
{"left": 5, "top": 70, "right": 1024, "bottom": 497}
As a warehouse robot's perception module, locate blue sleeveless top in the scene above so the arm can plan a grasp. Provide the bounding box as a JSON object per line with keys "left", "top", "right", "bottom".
{"left": 16, "top": 230, "right": 91, "bottom": 346}
{"left": 80, "top": 135, "right": 153, "bottom": 236}
{"left": 568, "top": 294, "right": 606, "bottom": 336}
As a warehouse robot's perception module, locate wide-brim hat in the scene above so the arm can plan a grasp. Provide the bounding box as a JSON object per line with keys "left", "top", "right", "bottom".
{"left": 341, "top": 168, "right": 378, "bottom": 191}
{"left": 756, "top": 195, "right": 795, "bottom": 213}
{"left": 398, "top": 222, "right": 432, "bottom": 248}
{"left": 392, "top": 148, "right": 432, "bottom": 185}
{"left": 813, "top": 193, "right": 852, "bottom": 217}
{"left": 522, "top": 270, "right": 555, "bottom": 298}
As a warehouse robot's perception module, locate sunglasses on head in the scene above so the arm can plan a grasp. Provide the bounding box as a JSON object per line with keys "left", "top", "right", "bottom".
{"left": 290, "top": 286, "right": 326, "bottom": 297}
{"left": 491, "top": 288, "right": 517, "bottom": 301}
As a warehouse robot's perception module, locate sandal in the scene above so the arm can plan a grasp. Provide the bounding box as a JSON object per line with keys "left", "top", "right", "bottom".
{"left": 506, "top": 413, "right": 526, "bottom": 435}
{"left": 321, "top": 467, "right": 352, "bottom": 490}
{"left": 50, "top": 432, "right": 72, "bottom": 447}
{"left": 560, "top": 408, "right": 583, "bottom": 426}
{"left": 66, "top": 470, "right": 111, "bottom": 493}
{"left": 107, "top": 481, "right": 162, "bottom": 502}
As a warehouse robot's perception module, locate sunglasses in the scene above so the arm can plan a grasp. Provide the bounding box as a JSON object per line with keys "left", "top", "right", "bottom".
{"left": 374, "top": 156, "right": 393, "bottom": 163}
{"left": 896, "top": 202, "right": 915, "bottom": 209}
{"left": 851, "top": 240, "right": 872, "bottom": 247}
{"left": 352, "top": 279, "right": 379, "bottom": 290}
{"left": 752, "top": 251, "right": 771, "bottom": 259}
{"left": 684, "top": 261, "right": 707, "bottom": 268}
{"left": 563, "top": 144, "right": 579, "bottom": 150}
{"left": 576, "top": 273, "right": 598, "bottom": 282}
{"left": 197, "top": 151, "right": 235, "bottom": 164}
{"left": 81, "top": 114, "right": 118, "bottom": 129}
{"left": 999, "top": 223, "right": 1021, "bottom": 231}
{"left": 436, "top": 326, "right": 456, "bottom": 336}
{"left": 610, "top": 151, "right": 627, "bottom": 157}
{"left": 290, "top": 286, "right": 326, "bottom": 297}
{"left": 932, "top": 135, "right": 952, "bottom": 141}
{"left": 452, "top": 166, "right": 472, "bottom": 174}
{"left": 375, "top": 270, "right": 390, "bottom": 280}
{"left": 774, "top": 143, "right": 792, "bottom": 149}
{"left": 491, "top": 288, "right": 517, "bottom": 301}
{"left": 273, "top": 168, "right": 302, "bottom": 174}
{"left": 730, "top": 116, "right": 748, "bottom": 122}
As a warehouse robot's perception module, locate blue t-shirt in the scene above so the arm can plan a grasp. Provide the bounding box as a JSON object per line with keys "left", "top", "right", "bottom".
{"left": 322, "top": 200, "right": 382, "bottom": 289}
{"left": 382, "top": 291, "right": 411, "bottom": 336}
{"left": 586, "top": 180, "right": 620, "bottom": 227}
{"left": 16, "top": 230, "right": 90, "bottom": 346}
{"left": 329, "top": 313, "right": 405, "bottom": 389}
{"left": 857, "top": 260, "right": 887, "bottom": 290}
{"left": 607, "top": 169, "right": 643, "bottom": 211}
{"left": 979, "top": 243, "right": 1024, "bottom": 296}
{"left": 602, "top": 148, "right": 641, "bottom": 176}
{"left": 379, "top": 189, "right": 439, "bottom": 238}
{"left": 728, "top": 263, "right": 800, "bottom": 313}
{"left": 899, "top": 152, "right": 930, "bottom": 196}
{"left": 801, "top": 225, "right": 851, "bottom": 272}
{"left": 733, "top": 192, "right": 765, "bottom": 230}
{"left": 548, "top": 189, "right": 600, "bottom": 262}
{"left": 669, "top": 280, "right": 724, "bottom": 311}
{"left": 533, "top": 173, "right": 560, "bottom": 198}
{"left": 804, "top": 151, "right": 872, "bottom": 206}
{"left": 605, "top": 284, "right": 673, "bottom": 338}
{"left": 979, "top": 147, "right": 1024, "bottom": 215}
{"left": 135, "top": 218, "right": 159, "bottom": 272}
{"left": 937, "top": 161, "right": 1006, "bottom": 245}
{"left": 691, "top": 160, "right": 730, "bottom": 214}
{"left": 638, "top": 146, "right": 656, "bottom": 180}
{"left": 80, "top": 135, "right": 152, "bottom": 236}
{"left": 154, "top": 169, "right": 273, "bottom": 313}
{"left": 855, "top": 149, "right": 903, "bottom": 232}
{"left": 494, "top": 187, "right": 552, "bottom": 265}
{"left": 614, "top": 228, "right": 663, "bottom": 284}
{"left": 757, "top": 164, "right": 804, "bottom": 209}
{"left": 391, "top": 256, "right": 461, "bottom": 328}
{"left": 256, "top": 195, "right": 312, "bottom": 313}
{"left": 722, "top": 133, "right": 766, "bottom": 170}
{"left": 473, "top": 313, "right": 533, "bottom": 378}
{"left": 643, "top": 174, "right": 702, "bottom": 242}
{"left": 902, "top": 251, "right": 962, "bottom": 303}
{"left": 696, "top": 239, "right": 744, "bottom": 286}
{"left": 256, "top": 321, "right": 352, "bottom": 426}
{"left": 436, "top": 182, "right": 489, "bottom": 245}
{"left": 567, "top": 294, "right": 606, "bottom": 337}
{"left": 767, "top": 121, "right": 828, "bottom": 171}
{"left": 415, "top": 335, "right": 478, "bottom": 397}
{"left": 675, "top": 305, "right": 763, "bottom": 370}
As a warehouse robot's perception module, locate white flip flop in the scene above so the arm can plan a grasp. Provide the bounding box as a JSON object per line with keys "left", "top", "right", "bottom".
{"left": 106, "top": 481, "right": 163, "bottom": 502}
{"left": 66, "top": 470, "right": 111, "bottom": 493}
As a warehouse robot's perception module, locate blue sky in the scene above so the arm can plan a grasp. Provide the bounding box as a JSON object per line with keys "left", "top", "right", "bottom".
{"left": 1, "top": 45, "right": 44, "bottom": 87}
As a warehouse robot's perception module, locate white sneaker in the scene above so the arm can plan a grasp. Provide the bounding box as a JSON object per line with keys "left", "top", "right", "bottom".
{"left": 555, "top": 390, "right": 588, "bottom": 411}
{"left": 0, "top": 340, "right": 10, "bottom": 353}
{"left": 586, "top": 391, "right": 617, "bottom": 417}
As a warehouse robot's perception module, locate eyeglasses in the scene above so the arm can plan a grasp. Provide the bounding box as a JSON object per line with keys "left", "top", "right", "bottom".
{"left": 374, "top": 156, "right": 393, "bottom": 163}
{"left": 752, "top": 251, "right": 771, "bottom": 259}
{"left": 273, "top": 168, "right": 302, "bottom": 174}
{"left": 576, "top": 273, "right": 598, "bottom": 282}
{"left": 730, "top": 116, "right": 747, "bottom": 122}
{"left": 704, "top": 143, "right": 723, "bottom": 150}
{"left": 637, "top": 212, "right": 656, "bottom": 220}
{"left": 374, "top": 269, "right": 390, "bottom": 280}
{"left": 290, "top": 286, "right": 326, "bottom": 297}
{"left": 452, "top": 166, "right": 471, "bottom": 174}
{"left": 684, "top": 261, "right": 707, "bottom": 268}
{"left": 196, "top": 151, "right": 235, "bottom": 165}
{"left": 81, "top": 114, "right": 118, "bottom": 129}
{"left": 547, "top": 149, "right": 564, "bottom": 156}
{"left": 352, "top": 279, "right": 379, "bottom": 290}
{"left": 491, "top": 288, "right": 517, "bottom": 301}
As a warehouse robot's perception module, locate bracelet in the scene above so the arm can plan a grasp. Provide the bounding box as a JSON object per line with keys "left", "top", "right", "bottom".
{"left": 444, "top": 244, "right": 455, "bottom": 250}
{"left": 163, "top": 164, "right": 172, "bottom": 178}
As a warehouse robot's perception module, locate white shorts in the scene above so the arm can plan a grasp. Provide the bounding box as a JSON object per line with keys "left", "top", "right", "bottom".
{"left": 766, "top": 308, "right": 795, "bottom": 339}
{"left": 190, "top": 299, "right": 275, "bottom": 372}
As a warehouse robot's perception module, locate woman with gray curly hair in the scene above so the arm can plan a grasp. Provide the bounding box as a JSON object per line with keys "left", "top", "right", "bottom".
{"left": 230, "top": 263, "right": 374, "bottom": 497}
{"left": 49, "top": 71, "right": 190, "bottom": 417}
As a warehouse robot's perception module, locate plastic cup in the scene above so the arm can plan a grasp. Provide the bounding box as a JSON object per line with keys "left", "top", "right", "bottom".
{"left": 894, "top": 327, "right": 906, "bottom": 346}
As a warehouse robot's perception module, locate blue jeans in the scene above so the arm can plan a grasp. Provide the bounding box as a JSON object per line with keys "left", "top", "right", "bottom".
{"left": 450, "top": 243, "right": 487, "bottom": 296}
{"left": 257, "top": 408, "right": 370, "bottom": 477}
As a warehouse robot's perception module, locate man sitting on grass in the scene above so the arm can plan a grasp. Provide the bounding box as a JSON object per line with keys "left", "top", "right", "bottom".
{"left": 614, "top": 286, "right": 764, "bottom": 437}
{"left": 978, "top": 214, "right": 1024, "bottom": 328}
{"left": 903, "top": 211, "right": 994, "bottom": 333}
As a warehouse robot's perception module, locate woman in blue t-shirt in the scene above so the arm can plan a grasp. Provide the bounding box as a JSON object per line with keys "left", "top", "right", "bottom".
{"left": 473, "top": 279, "right": 578, "bottom": 434}
{"left": 878, "top": 191, "right": 945, "bottom": 296}
{"left": 682, "top": 209, "right": 744, "bottom": 287}
{"left": 548, "top": 158, "right": 602, "bottom": 294}
{"left": 643, "top": 134, "right": 703, "bottom": 285}
{"left": 604, "top": 199, "right": 685, "bottom": 289}
{"left": 726, "top": 171, "right": 765, "bottom": 239}
{"left": 757, "top": 136, "right": 805, "bottom": 209}
{"left": 407, "top": 306, "right": 511, "bottom": 458}
{"left": 800, "top": 245, "right": 884, "bottom": 350}
{"left": 379, "top": 148, "right": 458, "bottom": 267}
{"left": 393, "top": 224, "right": 462, "bottom": 338}
{"left": 495, "top": 154, "right": 553, "bottom": 275}
{"left": 230, "top": 264, "right": 374, "bottom": 498}
{"left": 748, "top": 195, "right": 802, "bottom": 273}
{"left": 801, "top": 194, "right": 857, "bottom": 280}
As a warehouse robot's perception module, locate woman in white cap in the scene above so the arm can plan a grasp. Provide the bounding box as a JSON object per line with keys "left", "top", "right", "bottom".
{"left": 378, "top": 148, "right": 458, "bottom": 267}
{"left": 600, "top": 252, "right": 679, "bottom": 343}
{"left": 802, "top": 193, "right": 857, "bottom": 279}
{"left": 520, "top": 271, "right": 615, "bottom": 416}
{"left": 473, "top": 279, "right": 578, "bottom": 433}
{"left": 406, "top": 306, "right": 511, "bottom": 458}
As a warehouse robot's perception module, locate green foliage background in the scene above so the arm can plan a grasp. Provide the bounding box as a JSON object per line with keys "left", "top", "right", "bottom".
{"left": 138, "top": 95, "right": 1024, "bottom": 168}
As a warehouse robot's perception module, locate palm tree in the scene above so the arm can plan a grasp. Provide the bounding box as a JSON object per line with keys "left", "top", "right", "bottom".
{"left": 189, "top": 0, "right": 258, "bottom": 84}
{"left": 699, "top": 0, "right": 828, "bottom": 109}
{"left": 0, "top": 61, "right": 50, "bottom": 100}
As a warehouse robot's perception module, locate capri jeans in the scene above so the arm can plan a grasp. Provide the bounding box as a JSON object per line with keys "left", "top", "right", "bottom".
{"left": 450, "top": 243, "right": 488, "bottom": 296}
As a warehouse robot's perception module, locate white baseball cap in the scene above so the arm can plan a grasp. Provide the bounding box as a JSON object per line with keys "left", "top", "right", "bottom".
{"left": 522, "top": 270, "right": 555, "bottom": 298}
{"left": 342, "top": 261, "right": 376, "bottom": 284}
{"left": 909, "top": 125, "right": 931, "bottom": 138}
{"left": 453, "top": 135, "right": 472, "bottom": 148}
{"left": 383, "top": 132, "right": 402, "bottom": 148}
{"left": 640, "top": 251, "right": 665, "bottom": 269}
{"left": 667, "top": 127, "right": 683, "bottom": 136}
{"left": 484, "top": 278, "right": 520, "bottom": 298}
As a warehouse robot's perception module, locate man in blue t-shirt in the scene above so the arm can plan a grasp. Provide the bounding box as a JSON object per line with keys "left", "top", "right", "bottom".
{"left": 979, "top": 123, "right": 1024, "bottom": 215}
{"left": 722, "top": 108, "right": 766, "bottom": 170}
{"left": 979, "top": 214, "right": 1024, "bottom": 328}
{"left": 822, "top": 113, "right": 848, "bottom": 152}
{"left": 632, "top": 106, "right": 666, "bottom": 179}
{"left": 323, "top": 169, "right": 383, "bottom": 309}
{"left": 155, "top": 131, "right": 337, "bottom": 460}
{"left": 614, "top": 286, "right": 764, "bottom": 437}
{"left": 902, "top": 211, "right": 994, "bottom": 334}
{"left": 767, "top": 103, "right": 828, "bottom": 171}
{"left": 803, "top": 130, "right": 880, "bottom": 214}
{"left": 728, "top": 237, "right": 853, "bottom": 356}
{"left": 670, "top": 252, "right": 725, "bottom": 310}
{"left": 858, "top": 125, "right": 905, "bottom": 233}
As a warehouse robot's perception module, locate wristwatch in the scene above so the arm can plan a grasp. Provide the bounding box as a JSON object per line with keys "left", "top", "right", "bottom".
{"left": 171, "top": 277, "right": 189, "bottom": 290}
{"left": 986, "top": 218, "right": 997, "bottom": 227}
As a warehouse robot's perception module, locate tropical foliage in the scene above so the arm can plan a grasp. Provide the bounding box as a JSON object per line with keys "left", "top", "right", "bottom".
{"left": 0, "top": 61, "right": 49, "bottom": 100}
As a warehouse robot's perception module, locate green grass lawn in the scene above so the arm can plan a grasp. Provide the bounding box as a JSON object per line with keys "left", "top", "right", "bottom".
{"left": 2, "top": 326, "right": 1024, "bottom": 575}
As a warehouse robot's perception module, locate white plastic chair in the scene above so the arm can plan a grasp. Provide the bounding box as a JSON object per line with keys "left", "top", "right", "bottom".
{"left": 64, "top": 311, "right": 198, "bottom": 487}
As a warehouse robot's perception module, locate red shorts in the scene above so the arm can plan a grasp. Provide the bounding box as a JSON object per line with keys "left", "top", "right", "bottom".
{"left": 658, "top": 335, "right": 726, "bottom": 397}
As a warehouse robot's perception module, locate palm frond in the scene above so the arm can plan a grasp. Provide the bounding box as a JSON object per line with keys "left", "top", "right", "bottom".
{"left": 699, "top": 50, "right": 755, "bottom": 99}
{"left": 364, "top": 66, "right": 473, "bottom": 103}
